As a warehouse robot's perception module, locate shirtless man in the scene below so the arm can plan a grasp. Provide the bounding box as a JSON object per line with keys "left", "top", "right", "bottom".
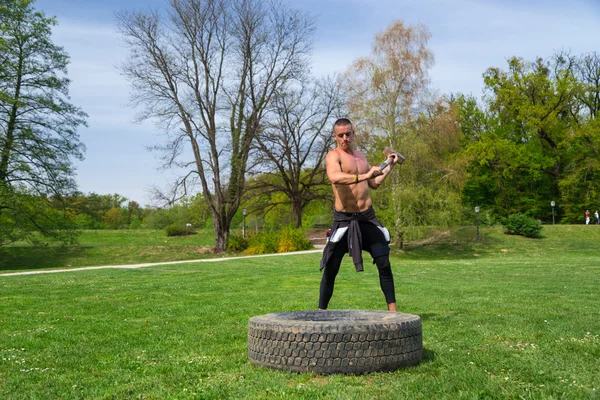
{"left": 318, "top": 118, "right": 402, "bottom": 311}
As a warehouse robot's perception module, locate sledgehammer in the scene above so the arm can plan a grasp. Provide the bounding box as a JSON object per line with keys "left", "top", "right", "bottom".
{"left": 379, "top": 147, "right": 406, "bottom": 169}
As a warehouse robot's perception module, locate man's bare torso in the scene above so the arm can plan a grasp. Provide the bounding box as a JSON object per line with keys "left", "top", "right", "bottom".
{"left": 328, "top": 148, "right": 373, "bottom": 213}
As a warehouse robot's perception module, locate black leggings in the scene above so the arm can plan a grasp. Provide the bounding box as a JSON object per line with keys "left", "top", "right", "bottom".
{"left": 318, "top": 222, "right": 396, "bottom": 309}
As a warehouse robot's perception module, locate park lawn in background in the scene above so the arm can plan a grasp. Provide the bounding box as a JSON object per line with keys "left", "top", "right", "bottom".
{"left": 0, "top": 229, "right": 217, "bottom": 272}
{"left": 0, "top": 225, "right": 599, "bottom": 399}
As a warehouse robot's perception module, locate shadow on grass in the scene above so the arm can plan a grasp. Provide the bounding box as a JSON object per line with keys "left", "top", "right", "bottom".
{"left": 0, "top": 246, "right": 88, "bottom": 272}
{"left": 422, "top": 348, "right": 436, "bottom": 364}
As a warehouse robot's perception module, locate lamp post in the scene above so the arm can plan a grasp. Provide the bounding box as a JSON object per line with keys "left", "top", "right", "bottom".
{"left": 242, "top": 208, "right": 247, "bottom": 239}
{"left": 475, "top": 206, "right": 480, "bottom": 242}
{"left": 551, "top": 201, "right": 555, "bottom": 225}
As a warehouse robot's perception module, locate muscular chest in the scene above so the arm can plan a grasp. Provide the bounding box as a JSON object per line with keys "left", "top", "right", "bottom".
{"left": 339, "top": 152, "right": 368, "bottom": 174}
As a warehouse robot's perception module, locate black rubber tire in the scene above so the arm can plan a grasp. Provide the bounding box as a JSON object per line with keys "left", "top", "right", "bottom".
{"left": 248, "top": 310, "right": 422, "bottom": 375}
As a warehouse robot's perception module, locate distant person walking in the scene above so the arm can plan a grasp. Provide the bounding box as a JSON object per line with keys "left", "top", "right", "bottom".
{"left": 595, "top": 210, "right": 599, "bottom": 225}
{"left": 585, "top": 209, "right": 590, "bottom": 225}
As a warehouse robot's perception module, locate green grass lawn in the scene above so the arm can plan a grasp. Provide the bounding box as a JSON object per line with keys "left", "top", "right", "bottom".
{"left": 0, "top": 229, "right": 217, "bottom": 272}
{"left": 0, "top": 225, "right": 599, "bottom": 399}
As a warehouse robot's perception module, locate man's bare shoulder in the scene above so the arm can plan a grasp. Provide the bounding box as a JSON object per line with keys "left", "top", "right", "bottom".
{"left": 326, "top": 148, "right": 342, "bottom": 162}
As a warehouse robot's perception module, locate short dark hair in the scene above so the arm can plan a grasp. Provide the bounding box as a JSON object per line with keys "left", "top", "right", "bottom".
{"left": 333, "top": 118, "right": 353, "bottom": 131}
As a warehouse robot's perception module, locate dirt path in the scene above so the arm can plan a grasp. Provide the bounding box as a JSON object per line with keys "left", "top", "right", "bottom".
{"left": 0, "top": 248, "right": 324, "bottom": 277}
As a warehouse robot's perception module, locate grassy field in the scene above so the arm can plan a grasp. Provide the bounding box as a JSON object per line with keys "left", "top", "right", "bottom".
{"left": 0, "top": 229, "right": 217, "bottom": 272}
{"left": 0, "top": 225, "right": 599, "bottom": 399}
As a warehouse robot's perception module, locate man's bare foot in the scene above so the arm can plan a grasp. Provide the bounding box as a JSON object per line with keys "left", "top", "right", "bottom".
{"left": 387, "top": 302, "right": 397, "bottom": 312}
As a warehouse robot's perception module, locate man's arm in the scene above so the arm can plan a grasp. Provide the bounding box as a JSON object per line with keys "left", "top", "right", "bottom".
{"left": 368, "top": 153, "right": 400, "bottom": 189}
{"left": 326, "top": 151, "right": 382, "bottom": 185}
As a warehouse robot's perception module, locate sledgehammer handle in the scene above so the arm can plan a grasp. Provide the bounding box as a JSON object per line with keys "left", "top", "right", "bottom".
{"left": 379, "top": 157, "right": 394, "bottom": 170}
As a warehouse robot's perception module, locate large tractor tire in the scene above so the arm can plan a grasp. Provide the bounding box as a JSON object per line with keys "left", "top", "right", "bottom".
{"left": 248, "top": 310, "right": 422, "bottom": 375}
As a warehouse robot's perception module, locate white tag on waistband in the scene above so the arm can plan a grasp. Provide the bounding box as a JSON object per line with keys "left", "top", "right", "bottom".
{"left": 329, "top": 227, "right": 348, "bottom": 243}
{"left": 377, "top": 226, "right": 390, "bottom": 242}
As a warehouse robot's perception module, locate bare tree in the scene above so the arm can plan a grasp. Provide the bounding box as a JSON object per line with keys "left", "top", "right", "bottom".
{"left": 248, "top": 77, "right": 344, "bottom": 227}
{"left": 343, "top": 20, "right": 434, "bottom": 142}
{"left": 117, "top": 0, "right": 314, "bottom": 251}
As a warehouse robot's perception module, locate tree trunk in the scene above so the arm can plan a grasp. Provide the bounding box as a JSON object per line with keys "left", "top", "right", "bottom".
{"left": 395, "top": 231, "right": 404, "bottom": 249}
{"left": 215, "top": 230, "right": 227, "bottom": 253}
{"left": 0, "top": 55, "right": 21, "bottom": 183}
{"left": 292, "top": 199, "right": 303, "bottom": 228}
{"left": 213, "top": 214, "right": 228, "bottom": 253}
{"left": 0, "top": 112, "right": 15, "bottom": 182}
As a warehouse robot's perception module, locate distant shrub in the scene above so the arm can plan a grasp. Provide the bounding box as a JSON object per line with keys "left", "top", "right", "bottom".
{"left": 129, "top": 216, "right": 143, "bottom": 229}
{"left": 147, "top": 209, "right": 176, "bottom": 230}
{"left": 243, "top": 228, "right": 312, "bottom": 255}
{"left": 501, "top": 214, "right": 542, "bottom": 238}
{"left": 244, "top": 231, "right": 279, "bottom": 255}
{"left": 276, "top": 227, "right": 312, "bottom": 253}
{"left": 164, "top": 223, "right": 196, "bottom": 237}
{"left": 227, "top": 232, "right": 249, "bottom": 252}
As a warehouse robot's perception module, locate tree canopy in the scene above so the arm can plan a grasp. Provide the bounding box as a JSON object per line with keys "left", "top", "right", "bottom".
{"left": 341, "top": 20, "right": 463, "bottom": 244}
{"left": 0, "top": 0, "right": 87, "bottom": 245}
{"left": 458, "top": 52, "right": 600, "bottom": 223}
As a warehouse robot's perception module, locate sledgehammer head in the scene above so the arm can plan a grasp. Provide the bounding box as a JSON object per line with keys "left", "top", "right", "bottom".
{"left": 379, "top": 147, "right": 406, "bottom": 169}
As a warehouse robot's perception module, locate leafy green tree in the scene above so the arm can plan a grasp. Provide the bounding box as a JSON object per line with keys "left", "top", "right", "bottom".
{"left": 126, "top": 200, "right": 140, "bottom": 226}
{"left": 74, "top": 212, "right": 95, "bottom": 229}
{"left": 482, "top": 56, "right": 578, "bottom": 215}
{"left": 371, "top": 100, "right": 464, "bottom": 245}
{"left": 456, "top": 94, "right": 514, "bottom": 215}
{"left": 300, "top": 193, "right": 334, "bottom": 229}
{"left": 0, "top": 0, "right": 87, "bottom": 245}
{"left": 144, "top": 196, "right": 209, "bottom": 230}
{"left": 558, "top": 52, "right": 600, "bottom": 221}
{"left": 458, "top": 53, "right": 600, "bottom": 223}
{"left": 242, "top": 174, "right": 290, "bottom": 229}
{"left": 62, "top": 192, "right": 128, "bottom": 229}
{"left": 342, "top": 20, "right": 463, "bottom": 244}
{"left": 145, "top": 208, "right": 174, "bottom": 230}
{"left": 103, "top": 207, "right": 124, "bottom": 229}
{"left": 188, "top": 194, "right": 211, "bottom": 228}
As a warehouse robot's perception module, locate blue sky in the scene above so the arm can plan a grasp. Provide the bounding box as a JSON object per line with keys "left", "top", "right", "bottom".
{"left": 34, "top": 0, "right": 600, "bottom": 206}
